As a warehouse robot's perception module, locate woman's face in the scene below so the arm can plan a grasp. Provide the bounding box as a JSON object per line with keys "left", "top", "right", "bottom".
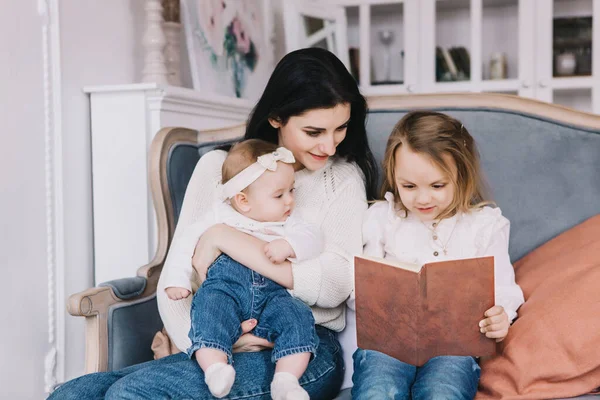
{"left": 271, "top": 103, "right": 351, "bottom": 171}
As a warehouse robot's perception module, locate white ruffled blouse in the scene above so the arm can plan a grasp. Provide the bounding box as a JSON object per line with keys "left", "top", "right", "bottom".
{"left": 359, "top": 192, "right": 524, "bottom": 320}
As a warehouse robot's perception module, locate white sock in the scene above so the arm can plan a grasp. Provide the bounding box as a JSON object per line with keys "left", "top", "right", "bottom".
{"left": 204, "top": 362, "right": 236, "bottom": 398}
{"left": 270, "top": 372, "right": 309, "bottom": 400}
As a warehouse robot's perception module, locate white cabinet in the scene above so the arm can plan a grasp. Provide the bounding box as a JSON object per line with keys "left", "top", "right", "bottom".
{"left": 285, "top": 0, "right": 600, "bottom": 113}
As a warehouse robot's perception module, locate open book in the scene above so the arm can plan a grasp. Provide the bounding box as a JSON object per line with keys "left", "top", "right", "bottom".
{"left": 354, "top": 255, "right": 496, "bottom": 366}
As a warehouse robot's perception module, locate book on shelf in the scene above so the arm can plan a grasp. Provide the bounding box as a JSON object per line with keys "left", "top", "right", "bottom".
{"left": 436, "top": 46, "right": 470, "bottom": 82}
{"left": 354, "top": 255, "right": 496, "bottom": 366}
{"left": 348, "top": 47, "right": 360, "bottom": 84}
{"left": 441, "top": 47, "right": 458, "bottom": 80}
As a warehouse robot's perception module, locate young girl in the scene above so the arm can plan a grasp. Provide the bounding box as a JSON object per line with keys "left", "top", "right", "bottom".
{"left": 351, "top": 111, "right": 525, "bottom": 399}
{"left": 162, "top": 139, "right": 321, "bottom": 399}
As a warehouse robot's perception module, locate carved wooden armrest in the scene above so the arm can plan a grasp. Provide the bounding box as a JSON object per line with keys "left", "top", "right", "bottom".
{"left": 67, "top": 264, "right": 161, "bottom": 373}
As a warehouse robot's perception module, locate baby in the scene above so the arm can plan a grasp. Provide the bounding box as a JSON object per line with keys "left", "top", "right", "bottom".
{"left": 162, "top": 139, "right": 322, "bottom": 400}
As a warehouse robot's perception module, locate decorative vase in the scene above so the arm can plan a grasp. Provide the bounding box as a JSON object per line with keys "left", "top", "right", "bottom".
{"left": 163, "top": 21, "right": 182, "bottom": 86}
{"left": 378, "top": 30, "right": 394, "bottom": 83}
{"left": 555, "top": 52, "right": 577, "bottom": 76}
{"left": 489, "top": 52, "right": 507, "bottom": 80}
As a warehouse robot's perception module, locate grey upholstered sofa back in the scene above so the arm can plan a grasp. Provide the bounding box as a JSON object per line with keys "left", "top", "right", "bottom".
{"left": 167, "top": 108, "right": 600, "bottom": 263}
{"left": 365, "top": 108, "right": 600, "bottom": 262}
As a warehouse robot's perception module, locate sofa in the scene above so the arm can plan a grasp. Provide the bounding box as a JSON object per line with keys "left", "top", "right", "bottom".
{"left": 67, "top": 93, "right": 600, "bottom": 399}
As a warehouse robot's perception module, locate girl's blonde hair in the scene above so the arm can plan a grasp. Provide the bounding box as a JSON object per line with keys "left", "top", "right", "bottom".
{"left": 381, "top": 111, "right": 491, "bottom": 220}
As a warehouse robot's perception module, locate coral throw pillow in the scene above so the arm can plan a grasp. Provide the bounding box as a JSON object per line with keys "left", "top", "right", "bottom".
{"left": 476, "top": 215, "right": 600, "bottom": 399}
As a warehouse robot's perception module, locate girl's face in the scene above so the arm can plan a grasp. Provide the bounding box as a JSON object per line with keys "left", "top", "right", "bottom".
{"left": 394, "top": 145, "right": 456, "bottom": 222}
{"left": 271, "top": 103, "right": 351, "bottom": 171}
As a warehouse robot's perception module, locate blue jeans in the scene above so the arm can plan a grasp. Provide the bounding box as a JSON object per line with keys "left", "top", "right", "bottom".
{"left": 351, "top": 349, "right": 481, "bottom": 400}
{"left": 188, "top": 254, "right": 318, "bottom": 363}
{"left": 49, "top": 327, "right": 342, "bottom": 400}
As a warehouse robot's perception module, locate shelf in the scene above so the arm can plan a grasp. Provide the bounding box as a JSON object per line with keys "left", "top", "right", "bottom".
{"left": 553, "top": 88, "right": 592, "bottom": 113}
{"left": 361, "top": 83, "right": 408, "bottom": 96}
{"left": 549, "top": 76, "right": 595, "bottom": 89}
{"left": 481, "top": 79, "right": 521, "bottom": 92}
{"left": 432, "top": 79, "right": 520, "bottom": 93}
{"left": 433, "top": 81, "right": 477, "bottom": 92}
{"left": 330, "top": 0, "right": 401, "bottom": 6}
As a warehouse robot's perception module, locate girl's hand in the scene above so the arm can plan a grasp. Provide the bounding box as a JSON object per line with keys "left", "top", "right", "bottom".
{"left": 479, "top": 305, "right": 510, "bottom": 342}
{"left": 232, "top": 318, "right": 275, "bottom": 353}
{"left": 192, "top": 224, "right": 224, "bottom": 283}
{"left": 165, "top": 287, "right": 190, "bottom": 300}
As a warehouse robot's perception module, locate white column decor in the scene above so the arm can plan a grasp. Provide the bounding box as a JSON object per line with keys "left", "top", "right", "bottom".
{"left": 163, "top": 21, "right": 182, "bottom": 86}
{"left": 142, "top": 0, "right": 169, "bottom": 84}
{"left": 39, "top": 0, "right": 66, "bottom": 394}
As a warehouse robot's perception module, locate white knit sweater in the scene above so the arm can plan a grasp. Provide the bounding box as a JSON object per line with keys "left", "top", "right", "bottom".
{"left": 157, "top": 150, "right": 368, "bottom": 351}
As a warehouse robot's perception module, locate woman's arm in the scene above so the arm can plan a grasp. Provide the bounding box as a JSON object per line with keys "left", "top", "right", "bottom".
{"left": 194, "top": 224, "right": 294, "bottom": 288}
{"left": 194, "top": 166, "right": 368, "bottom": 309}
{"left": 157, "top": 150, "right": 227, "bottom": 352}
{"left": 289, "top": 176, "right": 367, "bottom": 309}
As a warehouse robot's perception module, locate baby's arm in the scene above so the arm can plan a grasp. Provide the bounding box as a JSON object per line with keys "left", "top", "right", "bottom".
{"left": 277, "top": 216, "right": 325, "bottom": 262}
{"left": 264, "top": 239, "right": 296, "bottom": 264}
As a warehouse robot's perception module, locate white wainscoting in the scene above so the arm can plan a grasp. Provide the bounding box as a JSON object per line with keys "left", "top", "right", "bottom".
{"left": 85, "top": 84, "right": 253, "bottom": 285}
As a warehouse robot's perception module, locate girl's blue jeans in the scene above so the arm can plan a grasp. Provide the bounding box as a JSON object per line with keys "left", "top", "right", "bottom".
{"left": 351, "top": 348, "right": 481, "bottom": 400}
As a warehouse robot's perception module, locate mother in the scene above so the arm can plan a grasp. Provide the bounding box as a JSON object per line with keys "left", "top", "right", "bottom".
{"left": 50, "top": 48, "right": 377, "bottom": 399}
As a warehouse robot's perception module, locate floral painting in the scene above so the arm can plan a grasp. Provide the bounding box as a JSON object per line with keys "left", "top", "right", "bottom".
{"left": 182, "top": 0, "right": 274, "bottom": 99}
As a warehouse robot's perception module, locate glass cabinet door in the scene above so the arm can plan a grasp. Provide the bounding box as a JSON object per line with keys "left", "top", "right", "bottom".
{"left": 344, "top": 0, "right": 419, "bottom": 96}
{"left": 420, "top": 0, "right": 530, "bottom": 96}
{"left": 283, "top": 0, "right": 350, "bottom": 68}
{"left": 535, "top": 0, "right": 600, "bottom": 113}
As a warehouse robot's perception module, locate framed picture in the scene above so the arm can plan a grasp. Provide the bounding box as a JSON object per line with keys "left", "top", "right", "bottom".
{"left": 181, "top": 0, "right": 275, "bottom": 99}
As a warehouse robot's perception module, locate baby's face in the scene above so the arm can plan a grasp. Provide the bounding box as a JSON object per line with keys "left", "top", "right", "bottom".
{"left": 244, "top": 162, "right": 296, "bottom": 222}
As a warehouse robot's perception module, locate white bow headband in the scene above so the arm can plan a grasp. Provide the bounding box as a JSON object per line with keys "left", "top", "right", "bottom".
{"left": 219, "top": 147, "right": 295, "bottom": 201}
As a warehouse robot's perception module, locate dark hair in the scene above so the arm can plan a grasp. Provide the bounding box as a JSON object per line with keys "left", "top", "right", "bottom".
{"left": 242, "top": 48, "right": 378, "bottom": 200}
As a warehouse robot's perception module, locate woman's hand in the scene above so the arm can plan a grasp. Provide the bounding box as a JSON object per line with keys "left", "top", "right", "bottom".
{"left": 479, "top": 305, "right": 510, "bottom": 342}
{"left": 232, "top": 319, "right": 275, "bottom": 353}
{"left": 192, "top": 224, "right": 224, "bottom": 282}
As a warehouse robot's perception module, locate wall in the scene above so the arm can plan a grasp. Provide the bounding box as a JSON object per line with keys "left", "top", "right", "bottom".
{"left": 58, "top": 0, "right": 146, "bottom": 382}
{"left": 0, "top": 2, "right": 49, "bottom": 398}
{"left": 0, "top": 0, "right": 282, "bottom": 396}
{"left": 0, "top": 0, "right": 153, "bottom": 397}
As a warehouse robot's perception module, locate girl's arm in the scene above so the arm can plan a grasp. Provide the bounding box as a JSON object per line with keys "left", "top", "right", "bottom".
{"left": 347, "top": 200, "right": 389, "bottom": 311}
{"left": 485, "top": 216, "right": 525, "bottom": 322}
{"left": 362, "top": 201, "right": 389, "bottom": 258}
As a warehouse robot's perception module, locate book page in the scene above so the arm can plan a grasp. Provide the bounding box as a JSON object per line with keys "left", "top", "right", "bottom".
{"left": 357, "top": 255, "right": 423, "bottom": 273}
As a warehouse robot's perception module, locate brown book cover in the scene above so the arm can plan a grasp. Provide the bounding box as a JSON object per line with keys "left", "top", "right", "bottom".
{"left": 354, "top": 255, "right": 496, "bottom": 366}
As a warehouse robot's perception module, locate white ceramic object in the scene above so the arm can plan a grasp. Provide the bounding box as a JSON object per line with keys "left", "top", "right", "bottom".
{"left": 142, "top": 0, "right": 169, "bottom": 84}
{"left": 555, "top": 52, "right": 577, "bottom": 76}
{"left": 163, "top": 21, "right": 182, "bottom": 86}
